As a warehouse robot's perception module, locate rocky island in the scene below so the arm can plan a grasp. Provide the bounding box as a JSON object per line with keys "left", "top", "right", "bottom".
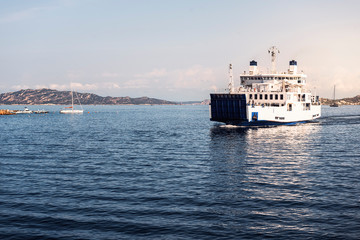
{"left": 0, "top": 89, "right": 176, "bottom": 105}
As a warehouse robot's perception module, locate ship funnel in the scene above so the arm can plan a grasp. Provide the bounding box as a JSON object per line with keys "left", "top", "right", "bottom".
{"left": 249, "top": 60, "right": 258, "bottom": 75}
{"left": 289, "top": 60, "right": 297, "bottom": 74}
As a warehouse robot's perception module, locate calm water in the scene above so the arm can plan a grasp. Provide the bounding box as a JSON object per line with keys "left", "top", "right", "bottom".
{"left": 0, "top": 105, "right": 359, "bottom": 239}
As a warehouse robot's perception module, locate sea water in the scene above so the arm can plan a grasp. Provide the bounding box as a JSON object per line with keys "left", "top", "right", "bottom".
{"left": 0, "top": 105, "right": 359, "bottom": 239}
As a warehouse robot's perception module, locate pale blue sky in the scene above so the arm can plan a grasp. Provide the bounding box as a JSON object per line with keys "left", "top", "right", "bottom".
{"left": 1, "top": 0, "right": 359, "bottom": 101}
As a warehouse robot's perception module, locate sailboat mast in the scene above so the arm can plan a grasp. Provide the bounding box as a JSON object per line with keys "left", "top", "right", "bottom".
{"left": 71, "top": 90, "right": 74, "bottom": 111}
{"left": 333, "top": 85, "right": 336, "bottom": 100}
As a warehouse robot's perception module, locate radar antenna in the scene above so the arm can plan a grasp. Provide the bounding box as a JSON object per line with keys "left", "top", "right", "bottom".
{"left": 268, "top": 46, "right": 280, "bottom": 74}
{"left": 228, "top": 63, "right": 235, "bottom": 93}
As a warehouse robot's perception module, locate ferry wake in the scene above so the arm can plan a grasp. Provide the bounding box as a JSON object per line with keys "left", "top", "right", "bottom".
{"left": 210, "top": 46, "right": 321, "bottom": 126}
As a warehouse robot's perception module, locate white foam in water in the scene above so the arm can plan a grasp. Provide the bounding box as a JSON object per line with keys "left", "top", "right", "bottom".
{"left": 219, "top": 124, "right": 241, "bottom": 128}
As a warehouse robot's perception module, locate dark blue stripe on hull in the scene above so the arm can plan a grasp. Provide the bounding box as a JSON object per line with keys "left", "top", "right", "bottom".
{"left": 219, "top": 120, "right": 308, "bottom": 126}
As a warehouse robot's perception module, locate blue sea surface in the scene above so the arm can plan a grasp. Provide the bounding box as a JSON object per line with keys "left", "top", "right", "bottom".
{"left": 1, "top": 105, "right": 359, "bottom": 239}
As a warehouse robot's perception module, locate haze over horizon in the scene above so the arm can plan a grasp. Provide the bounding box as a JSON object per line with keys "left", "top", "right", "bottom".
{"left": 1, "top": 0, "right": 359, "bottom": 101}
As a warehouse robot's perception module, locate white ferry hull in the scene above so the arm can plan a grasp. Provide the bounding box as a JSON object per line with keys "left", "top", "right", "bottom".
{"left": 211, "top": 105, "right": 321, "bottom": 126}
{"left": 246, "top": 105, "right": 321, "bottom": 124}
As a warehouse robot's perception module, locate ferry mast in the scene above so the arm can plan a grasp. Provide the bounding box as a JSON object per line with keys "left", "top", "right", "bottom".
{"left": 268, "top": 46, "right": 280, "bottom": 74}
{"left": 228, "top": 63, "right": 235, "bottom": 93}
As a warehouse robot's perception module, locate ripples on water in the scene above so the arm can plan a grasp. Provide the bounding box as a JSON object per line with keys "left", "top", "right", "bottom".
{"left": 0, "top": 105, "right": 359, "bottom": 239}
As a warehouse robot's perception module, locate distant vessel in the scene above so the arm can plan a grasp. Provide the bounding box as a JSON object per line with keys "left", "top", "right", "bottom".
{"left": 34, "top": 109, "right": 49, "bottom": 114}
{"left": 330, "top": 85, "right": 339, "bottom": 107}
{"left": 13, "top": 107, "right": 33, "bottom": 114}
{"left": 60, "top": 89, "right": 84, "bottom": 114}
{"left": 210, "top": 46, "right": 321, "bottom": 126}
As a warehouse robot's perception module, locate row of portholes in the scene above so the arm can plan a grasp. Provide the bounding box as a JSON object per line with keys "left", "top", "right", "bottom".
{"left": 241, "top": 76, "right": 302, "bottom": 81}
{"left": 249, "top": 93, "right": 284, "bottom": 100}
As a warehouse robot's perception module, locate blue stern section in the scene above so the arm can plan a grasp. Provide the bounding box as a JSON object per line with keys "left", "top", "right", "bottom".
{"left": 210, "top": 94, "right": 247, "bottom": 124}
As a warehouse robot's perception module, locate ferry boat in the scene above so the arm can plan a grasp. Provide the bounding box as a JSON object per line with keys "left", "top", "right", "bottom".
{"left": 210, "top": 47, "right": 321, "bottom": 126}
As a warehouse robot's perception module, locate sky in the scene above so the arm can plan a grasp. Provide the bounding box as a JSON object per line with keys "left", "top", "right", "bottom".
{"left": 0, "top": 0, "right": 359, "bottom": 101}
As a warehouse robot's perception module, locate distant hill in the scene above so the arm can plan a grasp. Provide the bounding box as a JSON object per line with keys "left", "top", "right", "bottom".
{"left": 320, "top": 95, "right": 360, "bottom": 106}
{"left": 0, "top": 89, "right": 176, "bottom": 105}
{"left": 177, "top": 100, "right": 210, "bottom": 105}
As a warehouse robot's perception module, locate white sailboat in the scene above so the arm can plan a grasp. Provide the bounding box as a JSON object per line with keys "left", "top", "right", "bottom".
{"left": 330, "top": 85, "right": 339, "bottom": 107}
{"left": 60, "top": 89, "right": 84, "bottom": 114}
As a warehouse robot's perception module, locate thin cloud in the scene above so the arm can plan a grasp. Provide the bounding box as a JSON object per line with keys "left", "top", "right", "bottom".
{"left": 11, "top": 85, "right": 30, "bottom": 90}
{"left": 133, "top": 66, "right": 217, "bottom": 90}
{"left": 0, "top": 6, "right": 55, "bottom": 23}
{"left": 103, "top": 82, "right": 121, "bottom": 89}
{"left": 102, "top": 72, "right": 120, "bottom": 78}
{"left": 134, "top": 68, "right": 167, "bottom": 78}
{"left": 9, "top": 82, "right": 122, "bottom": 92}
{"left": 170, "top": 65, "right": 217, "bottom": 89}
{"left": 122, "top": 79, "right": 152, "bottom": 89}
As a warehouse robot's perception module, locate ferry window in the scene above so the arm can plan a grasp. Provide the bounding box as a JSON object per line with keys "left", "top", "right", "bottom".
{"left": 270, "top": 94, "right": 273, "bottom": 100}
{"left": 260, "top": 94, "right": 263, "bottom": 100}
{"left": 280, "top": 94, "right": 284, "bottom": 100}
{"left": 255, "top": 94, "right": 258, "bottom": 100}
{"left": 287, "top": 103, "right": 292, "bottom": 111}
{"left": 265, "top": 94, "right": 268, "bottom": 100}
{"left": 298, "top": 80, "right": 301, "bottom": 83}
{"left": 249, "top": 94, "right": 253, "bottom": 99}
{"left": 275, "top": 94, "right": 278, "bottom": 100}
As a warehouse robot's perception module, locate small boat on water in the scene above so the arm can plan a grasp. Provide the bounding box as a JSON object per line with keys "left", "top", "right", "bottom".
{"left": 34, "top": 109, "right": 49, "bottom": 114}
{"left": 60, "top": 89, "right": 84, "bottom": 114}
{"left": 13, "top": 107, "right": 33, "bottom": 114}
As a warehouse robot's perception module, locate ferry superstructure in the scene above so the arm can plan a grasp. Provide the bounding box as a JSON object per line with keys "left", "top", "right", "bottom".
{"left": 210, "top": 47, "right": 321, "bottom": 126}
